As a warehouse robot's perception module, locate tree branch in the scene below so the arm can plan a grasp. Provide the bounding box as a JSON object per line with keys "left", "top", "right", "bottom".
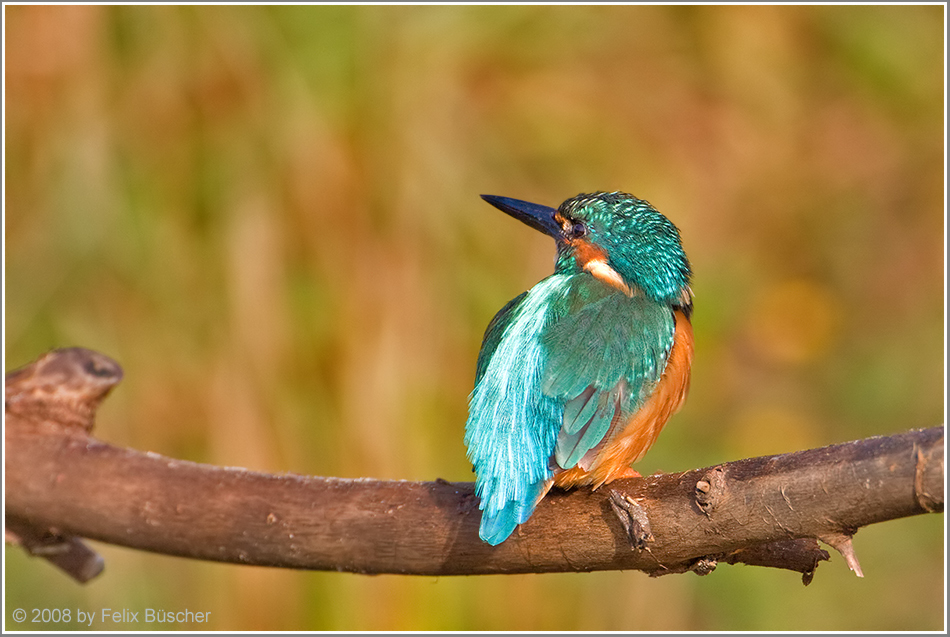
{"left": 5, "top": 348, "right": 944, "bottom": 585}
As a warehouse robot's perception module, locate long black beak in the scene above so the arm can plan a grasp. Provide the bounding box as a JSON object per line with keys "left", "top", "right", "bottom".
{"left": 480, "top": 194, "right": 562, "bottom": 239}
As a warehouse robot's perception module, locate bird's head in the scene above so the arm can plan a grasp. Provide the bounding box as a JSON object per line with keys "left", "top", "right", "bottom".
{"left": 482, "top": 191, "right": 692, "bottom": 313}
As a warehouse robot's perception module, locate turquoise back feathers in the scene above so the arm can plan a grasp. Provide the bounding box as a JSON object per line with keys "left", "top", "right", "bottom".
{"left": 465, "top": 192, "right": 692, "bottom": 545}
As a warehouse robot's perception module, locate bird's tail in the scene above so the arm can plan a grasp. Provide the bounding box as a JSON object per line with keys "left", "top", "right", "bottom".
{"left": 478, "top": 478, "right": 554, "bottom": 545}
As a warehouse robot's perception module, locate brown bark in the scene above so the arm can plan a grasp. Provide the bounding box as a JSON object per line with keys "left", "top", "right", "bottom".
{"left": 4, "top": 348, "right": 944, "bottom": 584}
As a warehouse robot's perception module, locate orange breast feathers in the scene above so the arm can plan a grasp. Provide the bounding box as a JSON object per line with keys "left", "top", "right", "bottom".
{"left": 554, "top": 309, "right": 694, "bottom": 489}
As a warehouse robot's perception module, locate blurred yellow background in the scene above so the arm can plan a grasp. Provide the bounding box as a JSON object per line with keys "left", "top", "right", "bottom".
{"left": 4, "top": 4, "right": 944, "bottom": 631}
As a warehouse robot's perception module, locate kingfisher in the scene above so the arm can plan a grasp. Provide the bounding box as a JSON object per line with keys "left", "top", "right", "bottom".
{"left": 464, "top": 191, "right": 694, "bottom": 545}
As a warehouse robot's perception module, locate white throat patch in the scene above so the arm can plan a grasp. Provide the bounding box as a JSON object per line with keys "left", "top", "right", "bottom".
{"left": 584, "top": 258, "right": 633, "bottom": 297}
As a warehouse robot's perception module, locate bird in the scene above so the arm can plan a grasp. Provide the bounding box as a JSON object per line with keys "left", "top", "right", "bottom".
{"left": 464, "top": 191, "right": 694, "bottom": 545}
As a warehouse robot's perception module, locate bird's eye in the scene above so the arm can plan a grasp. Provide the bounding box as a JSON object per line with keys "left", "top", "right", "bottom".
{"left": 570, "top": 221, "right": 587, "bottom": 238}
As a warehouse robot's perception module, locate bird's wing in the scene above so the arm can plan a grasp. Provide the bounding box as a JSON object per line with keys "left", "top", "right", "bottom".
{"left": 540, "top": 274, "right": 677, "bottom": 470}
{"left": 465, "top": 277, "right": 569, "bottom": 545}
{"left": 474, "top": 291, "right": 528, "bottom": 384}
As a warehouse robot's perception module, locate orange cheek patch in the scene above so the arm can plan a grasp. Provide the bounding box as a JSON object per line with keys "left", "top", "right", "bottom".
{"left": 572, "top": 239, "right": 633, "bottom": 296}
{"left": 571, "top": 238, "right": 606, "bottom": 265}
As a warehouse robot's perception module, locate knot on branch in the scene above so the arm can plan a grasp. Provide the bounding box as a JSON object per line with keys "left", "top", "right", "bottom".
{"left": 913, "top": 444, "right": 943, "bottom": 513}
{"left": 5, "top": 347, "right": 123, "bottom": 433}
{"left": 688, "top": 556, "right": 718, "bottom": 576}
{"left": 608, "top": 490, "right": 654, "bottom": 550}
{"left": 694, "top": 466, "right": 726, "bottom": 516}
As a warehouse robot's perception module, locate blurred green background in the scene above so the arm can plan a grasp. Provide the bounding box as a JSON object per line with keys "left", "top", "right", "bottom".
{"left": 4, "top": 4, "right": 944, "bottom": 631}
